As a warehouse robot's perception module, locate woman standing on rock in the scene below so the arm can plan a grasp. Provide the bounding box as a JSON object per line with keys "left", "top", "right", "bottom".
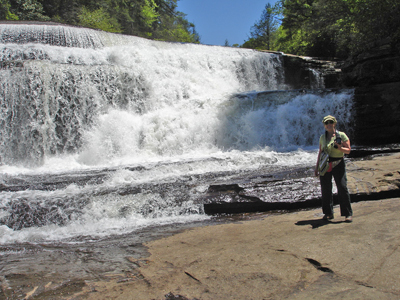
{"left": 315, "top": 115, "right": 353, "bottom": 222}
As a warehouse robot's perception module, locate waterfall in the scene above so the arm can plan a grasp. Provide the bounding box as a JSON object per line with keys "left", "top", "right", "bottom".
{"left": 0, "top": 23, "right": 107, "bottom": 48}
{"left": 0, "top": 24, "right": 354, "bottom": 243}
{"left": 309, "top": 68, "right": 325, "bottom": 89}
{"left": 0, "top": 24, "right": 292, "bottom": 167}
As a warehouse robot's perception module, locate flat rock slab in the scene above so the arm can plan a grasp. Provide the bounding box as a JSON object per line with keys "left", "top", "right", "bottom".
{"left": 80, "top": 198, "right": 400, "bottom": 300}
{"left": 347, "top": 152, "right": 400, "bottom": 195}
{"left": 76, "top": 154, "right": 400, "bottom": 300}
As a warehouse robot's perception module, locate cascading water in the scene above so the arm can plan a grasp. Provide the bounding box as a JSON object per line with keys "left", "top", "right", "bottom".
{"left": 0, "top": 24, "right": 354, "bottom": 245}
{"left": 309, "top": 68, "right": 325, "bottom": 89}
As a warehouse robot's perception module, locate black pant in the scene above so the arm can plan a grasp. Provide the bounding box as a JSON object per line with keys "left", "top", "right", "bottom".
{"left": 319, "top": 159, "right": 352, "bottom": 217}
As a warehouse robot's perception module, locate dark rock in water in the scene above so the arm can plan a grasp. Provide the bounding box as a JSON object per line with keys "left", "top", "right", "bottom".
{"left": 207, "top": 184, "right": 244, "bottom": 194}
{"left": 202, "top": 152, "right": 400, "bottom": 215}
{"left": 281, "top": 53, "right": 342, "bottom": 89}
{"left": 2, "top": 196, "right": 89, "bottom": 230}
{"left": 200, "top": 168, "right": 322, "bottom": 215}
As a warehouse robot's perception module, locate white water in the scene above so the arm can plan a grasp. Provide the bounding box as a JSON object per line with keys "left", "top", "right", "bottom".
{"left": 0, "top": 24, "right": 354, "bottom": 245}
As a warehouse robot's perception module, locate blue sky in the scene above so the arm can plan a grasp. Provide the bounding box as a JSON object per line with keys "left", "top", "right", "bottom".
{"left": 177, "top": 0, "right": 278, "bottom": 46}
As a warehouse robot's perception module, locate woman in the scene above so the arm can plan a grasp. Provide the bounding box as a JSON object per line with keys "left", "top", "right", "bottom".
{"left": 314, "top": 115, "right": 353, "bottom": 222}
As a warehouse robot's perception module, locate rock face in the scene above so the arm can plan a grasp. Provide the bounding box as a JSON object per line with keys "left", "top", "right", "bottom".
{"left": 342, "top": 40, "right": 400, "bottom": 87}
{"left": 341, "top": 41, "right": 400, "bottom": 146}
{"left": 281, "top": 54, "right": 342, "bottom": 89}
{"left": 351, "top": 83, "right": 400, "bottom": 145}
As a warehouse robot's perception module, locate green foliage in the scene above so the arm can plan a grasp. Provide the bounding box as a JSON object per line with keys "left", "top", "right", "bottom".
{"left": 3, "top": 0, "right": 199, "bottom": 44}
{"left": 153, "top": 21, "right": 198, "bottom": 43}
{"left": 242, "top": 37, "right": 268, "bottom": 51}
{"left": 244, "top": 0, "right": 400, "bottom": 59}
{"left": 9, "top": 0, "right": 50, "bottom": 21}
{"left": 0, "top": 0, "right": 18, "bottom": 20}
{"left": 78, "top": 6, "right": 122, "bottom": 33}
{"left": 348, "top": 0, "right": 400, "bottom": 53}
{"left": 244, "top": 3, "right": 280, "bottom": 51}
{"left": 152, "top": 9, "right": 200, "bottom": 43}
{"left": 141, "top": 0, "right": 159, "bottom": 29}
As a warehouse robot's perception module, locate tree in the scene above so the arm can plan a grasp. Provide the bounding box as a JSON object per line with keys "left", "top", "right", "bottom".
{"left": 152, "top": 5, "right": 200, "bottom": 43}
{"left": 251, "top": 3, "right": 279, "bottom": 50}
{"left": 242, "top": 3, "right": 280, "bottom": 51}
{"left": 348, "top": 0, "right": 400, "bottom": 54}
{"left": 78, "top": 6, "right": 122, "bottom": 32}
{"left": 3, "top": 0, "right": 200, "bottom": 44}
{"left": 275, "top": 0, "right": 319, "bottom": 56}
{"left": 274, "top": 0, "right": 400, "bottom": 58}
{"left": 0, "top": 0, "right": 18, "bottom": 20}
{"left": 140, "top": 0, "right": 159, "bottom": 37}
{"left": 9, "top": 0, "right": 50, "bottom": 21}
{"left": 241, "top": 37, "right": 265, "bottom": 49}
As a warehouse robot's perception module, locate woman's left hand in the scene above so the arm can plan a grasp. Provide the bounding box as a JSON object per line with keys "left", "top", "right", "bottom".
{"left": 336, "top": 139, "right": 351, "bottom": 154}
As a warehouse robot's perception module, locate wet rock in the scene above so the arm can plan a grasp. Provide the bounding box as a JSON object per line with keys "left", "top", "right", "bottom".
{"left": 281, "top": 54, "right": 342, "bottom": 89}
{"left": 202, "top": 153, "right": 400, "bottom": 215}
{"left": 207, "top": 184, "right": 244, "bottom": 193}
{"left": 202, "top": 175, "right": 321, "bottom": 215}
{"left": 1, "top": 196, "right": 89, "bottom": 230}
{"left": 276, "top": 41, "right": 400, "bottom": 147}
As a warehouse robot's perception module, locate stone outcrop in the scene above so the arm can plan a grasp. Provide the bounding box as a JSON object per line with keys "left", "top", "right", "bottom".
{"left": 351, "top": 83, "right": 400, "bottom": 145}
{"left": 341, "top": 40, "right": 400, "bottom": 146}
{"left": 280, "top": 53, "right": 342, "bottom": 89}
{"left": 202, "top": 152, "right": 400, "bottom": 215}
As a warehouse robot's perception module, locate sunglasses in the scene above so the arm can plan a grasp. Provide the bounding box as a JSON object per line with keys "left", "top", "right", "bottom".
{"left": 324, "top": 120, "right": 335, "bottom": 125}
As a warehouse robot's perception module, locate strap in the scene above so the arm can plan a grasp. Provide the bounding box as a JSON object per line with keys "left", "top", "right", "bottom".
{"left": 322, "top": 129, "right": 340, "bottom": 154}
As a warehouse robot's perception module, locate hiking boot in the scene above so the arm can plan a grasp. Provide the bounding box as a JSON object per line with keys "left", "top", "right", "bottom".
{"left": 345, "top": 216, "right": 353, "bottom": 223}
{"left": 322, "top": 214, "right": 334, "bottom": 220}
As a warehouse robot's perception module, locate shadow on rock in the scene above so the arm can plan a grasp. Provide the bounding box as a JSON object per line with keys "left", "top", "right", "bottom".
{"left": 295, "top": 219, "right": 346, "bottom": 229}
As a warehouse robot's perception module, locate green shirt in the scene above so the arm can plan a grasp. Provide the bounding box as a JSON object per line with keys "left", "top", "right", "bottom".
{"left": 319, "top": 131, "right": 349, "bottom": 158}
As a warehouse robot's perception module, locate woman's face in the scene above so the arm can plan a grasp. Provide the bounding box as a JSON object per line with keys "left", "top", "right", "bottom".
{"left": 324, "top": 120, "right": 336, "bottom": 131}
